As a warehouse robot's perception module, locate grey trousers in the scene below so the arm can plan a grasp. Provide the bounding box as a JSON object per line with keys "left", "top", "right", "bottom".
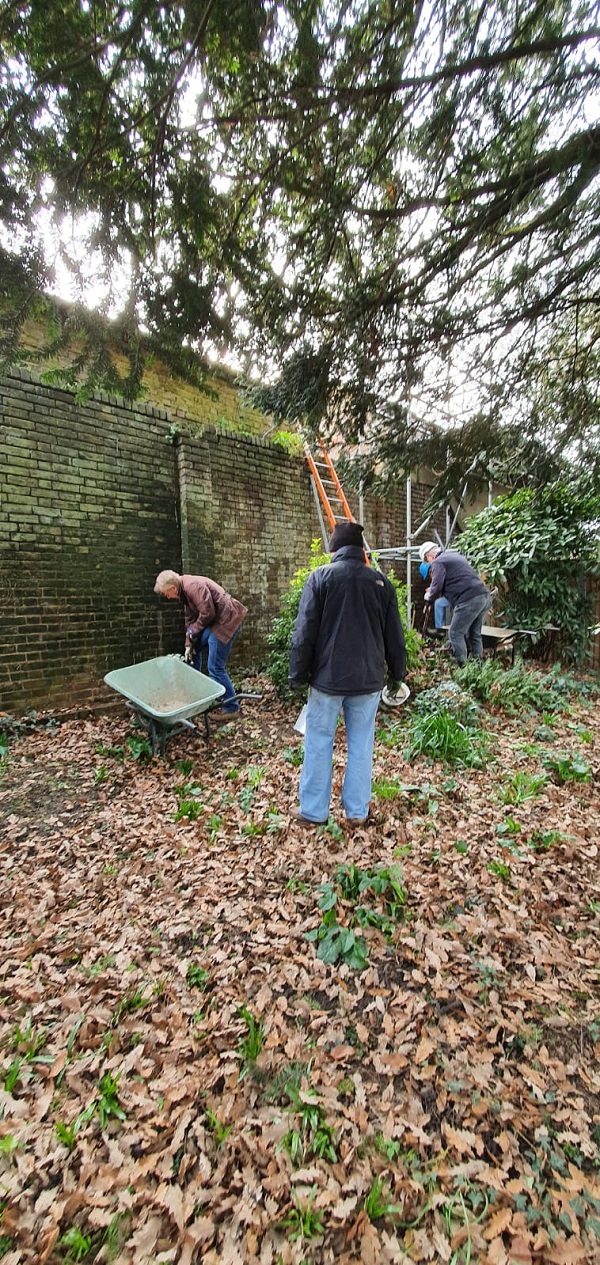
{"left": 448, "top": 593, "right": 491, "bottom": 665}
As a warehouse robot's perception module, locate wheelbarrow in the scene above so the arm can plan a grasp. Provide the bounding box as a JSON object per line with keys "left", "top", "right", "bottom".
{"left": 103, "top": 655, "right": 260, "bottom": 756}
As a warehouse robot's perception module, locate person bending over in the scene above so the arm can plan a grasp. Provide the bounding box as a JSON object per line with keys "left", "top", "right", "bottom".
{"left": 418, "top": 542, "right": 490, "bottom": 667}
{"left": 154, "top": 570, "right": 247, "bottom": 717}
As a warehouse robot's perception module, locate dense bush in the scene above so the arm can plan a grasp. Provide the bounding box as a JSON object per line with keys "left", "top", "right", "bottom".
{"left": 457, "top": 477, "right": 600, "bottom": 662}
{"left": 266, "top": 540, "right": 421, "bottom": 698}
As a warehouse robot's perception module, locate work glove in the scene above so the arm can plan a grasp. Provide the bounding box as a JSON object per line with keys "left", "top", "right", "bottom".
{"left": 184, "top": 643, "right": 194, "bottom": 665}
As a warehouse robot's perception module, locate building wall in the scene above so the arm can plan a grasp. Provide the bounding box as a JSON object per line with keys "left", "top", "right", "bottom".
{"left": 2, "top": 367, "right": 441, "bottom": 712}
{"left": 17, "top": 315, "right": 268, "bottom": 438}
{"left": 1, "top": 369, "right": 182, "bottom": 711}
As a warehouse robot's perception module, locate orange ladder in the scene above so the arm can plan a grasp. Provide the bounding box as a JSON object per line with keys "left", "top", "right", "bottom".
{"left": 304, "top": 438, "right": 375, "bottom": 565}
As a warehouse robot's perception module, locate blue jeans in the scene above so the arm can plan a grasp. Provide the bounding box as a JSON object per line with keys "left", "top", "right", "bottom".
{"left": 299, "top": 687, "right": 381, "bottom": 822}
{"left": 448, "top": 594, "right": 491, "bottom": 665}
{"left": 434, "top": 598, "right": 452, "bottom": 629}
{"left": 193, "top": 627, "right": 240, "bottom": 711}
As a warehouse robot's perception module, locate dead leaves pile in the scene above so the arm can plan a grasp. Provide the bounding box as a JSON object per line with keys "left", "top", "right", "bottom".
{"left": 0, "top": 672, "right": 599, "bottom": 1264}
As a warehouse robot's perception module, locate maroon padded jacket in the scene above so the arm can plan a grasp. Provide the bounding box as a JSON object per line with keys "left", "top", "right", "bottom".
{"left": 179, "top": 575, "right": 248, "bottom": 644}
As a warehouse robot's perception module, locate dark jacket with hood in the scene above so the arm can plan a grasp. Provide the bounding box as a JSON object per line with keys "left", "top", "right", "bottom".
{"left": 289, "top": 546, "right": 406, "bottom": 694}
{"left": 426, "top": 550, "right": 489, "bottom": 607}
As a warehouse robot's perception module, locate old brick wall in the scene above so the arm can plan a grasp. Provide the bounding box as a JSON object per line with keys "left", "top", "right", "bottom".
{"left": 1, "top": 366, "right": 444, "bottom": 712}
{"left": 1, "top": 369, "right": 183, "bottom": 711}
{"left": 175, "top": 430, "right": 317, "bottom": 666}
{"left": 17, "top": 314, "right": 268, "bottom": 437}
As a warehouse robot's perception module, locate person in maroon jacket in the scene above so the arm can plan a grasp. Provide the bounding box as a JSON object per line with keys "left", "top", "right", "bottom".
{"left": 154, "top": 570, "right": 248, "bottom": 717}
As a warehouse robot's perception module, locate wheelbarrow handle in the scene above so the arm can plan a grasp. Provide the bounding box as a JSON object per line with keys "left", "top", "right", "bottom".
{"left": 206, "top": 691, "right": 263, "bottom": 713}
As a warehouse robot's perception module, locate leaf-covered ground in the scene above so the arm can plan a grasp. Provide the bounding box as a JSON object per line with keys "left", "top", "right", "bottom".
{"left": 1, "top": 657, "right": 600, "bottom": 1265}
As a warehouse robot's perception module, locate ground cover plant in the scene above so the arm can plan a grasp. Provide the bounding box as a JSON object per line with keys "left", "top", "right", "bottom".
{"left": 0, "top": 652, "right": 599, "bottom": 1263}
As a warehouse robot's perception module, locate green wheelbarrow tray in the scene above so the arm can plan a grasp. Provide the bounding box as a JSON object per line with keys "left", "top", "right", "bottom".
{"left": 104, "top": 655, "right": 227, "bottom": 755}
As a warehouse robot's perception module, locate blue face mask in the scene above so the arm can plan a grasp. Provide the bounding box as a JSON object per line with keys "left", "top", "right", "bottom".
{"left": 419, "top": 562, "right": 430, "bottom": 580}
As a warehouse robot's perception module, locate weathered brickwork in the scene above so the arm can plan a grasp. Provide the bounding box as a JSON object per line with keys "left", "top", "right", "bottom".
{"left": 1, "top": 369, "right": 182, "bottom": 711}
{"left": 18, "top": 316, "right": 267, "bottom": 437}
{"left": 176, "top": 430, "right": 318, "bottom": 666}
{"left": 1, "top": 366, "right": 444, "bottom": 712}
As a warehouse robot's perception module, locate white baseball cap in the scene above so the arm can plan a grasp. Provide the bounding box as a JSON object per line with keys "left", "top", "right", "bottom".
{"left": 418, "top": 541, "right": 439, "bottom": 563}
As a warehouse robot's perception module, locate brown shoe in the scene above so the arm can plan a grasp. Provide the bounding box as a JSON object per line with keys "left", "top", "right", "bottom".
{"left": 345, "top": 815, "right": 369, "bottom": 826}
{"left": 291, "top": 808, "right": 326, "bottom": 827}
{"left": 210, "top": 709, "right": 240, "bottom": 724}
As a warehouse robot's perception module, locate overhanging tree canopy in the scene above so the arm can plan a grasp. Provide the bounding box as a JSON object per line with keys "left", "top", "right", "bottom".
{"left": 1, "top": 0, "right": 599, "bottom": 488}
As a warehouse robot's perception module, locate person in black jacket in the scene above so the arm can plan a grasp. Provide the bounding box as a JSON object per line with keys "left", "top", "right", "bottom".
{"left": 289, "top": 521, "right": 406, "bottom": 827}
{"left": 419, "top": 541, "right": 491, "bottom": 666}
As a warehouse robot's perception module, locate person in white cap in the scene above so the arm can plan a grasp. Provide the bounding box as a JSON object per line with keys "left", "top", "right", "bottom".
{"left": 418, "top": 542, "right": 491, "bottom": 667}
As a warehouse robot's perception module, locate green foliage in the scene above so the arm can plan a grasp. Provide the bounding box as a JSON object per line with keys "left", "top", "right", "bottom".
{"left": 237, "top": 1007, "right": 265, "bottom": 1071}
{"left": 282, "top": 1085, "right": 338, "bottom": 1165}
{"left": 456, "top": 657, "right": 575, "bottom": 714}
{"left": 307, "top": 863, "right": 408, "bottom": 970}
{"left": 542, "top": 751, "right": 592, "bottom": 784}
{"left": 498, "top": 770, "right": 548, "bottom": 805}
{"left": 280, "top": 1187, "right": 324, "bottom": 1242}
{"left": 186, "top": 963, "right": 209, "bottom": 990}
{"left": 413, "top": 681, "right": 481, "bottom": 726}
{"left": 172, "top": 779, "right": 203, "bottom": 821}
{"left": 487, "top": 860, "right": 512, "bottom": 883}
{"left": 96, "top": 1071, "right": 126, "bottom": 1128}
{"left": 306, "top": 914, "right": 370, "bottom": 970}
{"left": 205, "top": 1108, "right": 233, "bottom": 1147}
{"left": 363, "top": 1175, "right": 403, "bottom": 1223}
{"left": 530, "top": 829, "right": 566, "bottom": 851}
{"left": 58, "top": 1225, "right": 93, "bottom": 1263}
{"left": 322, "top": 863, "right": 408, "bottom": 920}
{"left": 405, "top": 712, "right": 488, "bottom": 768}
{"left": 385, "top": 569, "right": 423, "bottom": 672}
{"left": 126, "top": 734, "right": 153, "bottom": 761}
{"left": 270, "top": 430, "right": 304, "bottom": 457}
{"left": 458, "top": 479, "right": 600, "bottom": 661}
{"left": 266, "top": 539, "right": 330, "bottom": 697}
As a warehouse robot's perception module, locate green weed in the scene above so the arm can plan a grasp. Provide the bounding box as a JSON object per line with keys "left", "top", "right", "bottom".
{"left": 205, "top": 1108, "right": 232, "bottom": 1146}
{"left": 306, "top": 913, "right": 369, "bottom": 970}
{"left": 237, "top": 1006, "right": 265, "bottom": 1072}
{"left": 126, "top": 734, "right": 152, "bottom": 761}
{"left": 0, "top": 1135, "right": 19, "bottom": 1160}
{"left": 55, "top": 1120, "right": 79, "bottom": 1150}
{"left": 58, "top": 1225, "right": 93, "bottom": 1262}
{"left": 173, "top": 797, "right": 202, "bottom": 821}
{"left": 4, "top": 1058, "right": 23, "bottom": 1092}
{"left": 498, "top": 769, "right": 548, "bottom": 804}
{"left": 186, "top": 963, "right": 209, "bottom": 989}
{"left": 175, "top": 758, "right": 194, "bottom": 777}
{"left": 456, "top": 658, "right": 571, "bottom": 714}
{"left": 405, "top": 711, "right": 488, "bottom": 768}
{"left": 282, "top": 743, "right": 304, "bottom": 766}
{"left": 543, "top": 751, "right": 592, "bottom": 784}
{"left": 530, "top": 828, "right": 566, "bottom": 851}
{"left": 96, "top": 1071, "right": 126, "bottom": 1128}
{"left": 113, "top": 986, "right": 151, "bottom": 1023}
{"left": 363, "top": 1174, "right": 403, "bottom": 1222}
{"left": 486, "top": 859, "right": 511, "bottom": 882}
{"left": 280, "top": 1187, "right": 324, "bottom": 1242}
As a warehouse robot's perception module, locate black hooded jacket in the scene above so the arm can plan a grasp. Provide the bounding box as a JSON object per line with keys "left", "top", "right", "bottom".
{"left": 288, "top": 545, "right": 406, "bottom": 694}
